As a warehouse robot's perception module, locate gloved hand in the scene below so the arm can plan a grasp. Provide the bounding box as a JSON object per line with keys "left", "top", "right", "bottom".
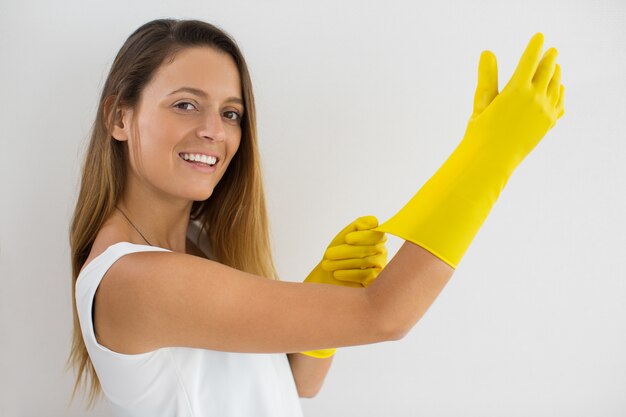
{"left": 305, "top": 215, "right": 388, "bottom": 287}
{"left": 300, "top": 215, "right": 388, "bottom": 358}
{"left": 372, "top": 32, "right": 565, "bottom": 269}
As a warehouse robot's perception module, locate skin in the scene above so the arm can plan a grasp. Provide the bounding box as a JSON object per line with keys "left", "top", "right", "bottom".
{"left": 92, "top": 45, "right": 327, "bottom": 397}
{"left": 287, "top": 352, "right": 333, "bottom": 397}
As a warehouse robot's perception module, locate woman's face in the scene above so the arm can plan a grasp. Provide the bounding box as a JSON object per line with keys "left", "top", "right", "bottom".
{"left": 117, "top": 46, "right": 244, "bottom": 202}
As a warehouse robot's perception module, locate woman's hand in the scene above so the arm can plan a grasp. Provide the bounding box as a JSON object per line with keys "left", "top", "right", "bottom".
{"left": 463, "top": 32, "right": 565, "bottom": 168}
{"left": 304, "top": 215, "right": 388, "bottom": 288}
{"left": 300, "top": 215, "right": 388, "bottom": 358}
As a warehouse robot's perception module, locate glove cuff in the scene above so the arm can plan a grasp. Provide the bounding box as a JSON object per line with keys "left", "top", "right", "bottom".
{"left": 374, "top": 133, "right": 516, "bottom": 269}
{"left": 299, "top": 348, "right": 336, "bottom": 359}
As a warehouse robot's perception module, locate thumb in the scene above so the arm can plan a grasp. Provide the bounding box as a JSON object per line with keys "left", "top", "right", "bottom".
{"left": 354, "top": 215, "right": 378, "bottom": 230}
{"left": 472, "top": 50, "right": 499, "bottom": 116}
{"left": 328, "top": 215, "right": 378, "bottom": 247}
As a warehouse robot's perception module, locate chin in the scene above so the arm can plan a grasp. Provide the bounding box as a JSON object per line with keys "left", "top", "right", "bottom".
{"left": 190, "top": 189, "right": 215, "bottom": 202}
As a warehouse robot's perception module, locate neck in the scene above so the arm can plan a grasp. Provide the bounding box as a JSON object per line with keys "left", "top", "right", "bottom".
{"left": 117, "top": 175, "right": 195, "bottom": 253}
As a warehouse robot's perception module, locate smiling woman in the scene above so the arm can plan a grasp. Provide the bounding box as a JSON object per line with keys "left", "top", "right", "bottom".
{"left": 67, "top": 18, "right": 392, "bottom": 417}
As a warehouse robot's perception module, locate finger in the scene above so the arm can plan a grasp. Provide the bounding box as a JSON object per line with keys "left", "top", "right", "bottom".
{"left": 322, "top": 257, "right": 385, "bottom": 272}
{"left": 548, "top": 84, "right": 566, "bottom": 129}
{"left": 324, "top": 243, "right": 382, "bottom": 260}
{"left": 333, "top": 268, "right": 380, "bottom": 286}
{"left": 329, "top": 271, "right": 364, "bottom": 287}
{"left": 473, "top": 50, "right": 499, "bottom": 115}
{"left": 361, "top": 268, "right": 381, "bottom": 287}
{"left": 328, "top": 215, "right": 378, "bottom": 247}
{"left": 336, "top": 268, "right": 381, "bottom": 287}
{"left": 355, "top": 215, "right": 379, "bottom": 230}
{"left": 325, "top": 243, "right": 383, "bottom": 260}
{"left": 332, "top": 269, "right": 366, "bottom": 285}
{"left": 325, "top": 242, "right": 387, "bottom": 263}
{"left": 533, "top": 48, "right": 558, "bottom": 92}
{"left": 556, "top": 84, "right": 565, "bottom": 119}
{"left": 345, "top": 229, "right": 387, "bottom": 245}
{"left": 512, "top": 32, "right": 545, "bottom": 85}
{"left": 322, "top": 252, "right": 386, "bottom": 271}
{"left": 546, "top": 63, "right": 561, "bottom": 105}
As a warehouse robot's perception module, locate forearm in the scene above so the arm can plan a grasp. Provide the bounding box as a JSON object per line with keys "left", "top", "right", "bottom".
{"left": 287, "top": 352, "right": 334, "bottom": 398}
{"left": 365, "top": 241, "right": 455, "bottom": 338}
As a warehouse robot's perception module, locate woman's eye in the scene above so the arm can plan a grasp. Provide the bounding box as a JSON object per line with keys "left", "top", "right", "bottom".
{"left": 174, "top": 102, "right": 241, "bottom": 123}
{"left": 224, "top": 111, "right": 242, "bottom": 123}
{"left": 174, "top": 102, "right": 196, "bottom": 111}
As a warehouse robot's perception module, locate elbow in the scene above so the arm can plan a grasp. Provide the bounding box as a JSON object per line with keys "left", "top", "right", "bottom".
{"left": 390, "top": 324, "right": 411, "bottom": 341}
{"left": 297, "top": 385, "right": 321, "bottom": 398}
{"left": 370, "top": 295, "right": 412, "bottom": 342}
{"left": 376, "top": 314, "right": 411, "bottom": 342}
{"left": 299, "top": 391, "right": 317, "bottom": 399}
{"left": 366, "top": 282, "right": 413, "bottom": 342}
{"left": 386, "top": 322, "right": 411, "bottom": 341}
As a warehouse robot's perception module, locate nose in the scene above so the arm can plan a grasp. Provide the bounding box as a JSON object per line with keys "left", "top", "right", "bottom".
{"left": 197, "top": 110, "right": 226, "bottom": 142}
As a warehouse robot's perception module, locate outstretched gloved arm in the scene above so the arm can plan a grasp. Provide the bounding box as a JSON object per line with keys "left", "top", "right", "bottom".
{"left": 372, "top": 32, "right": 565, "bottom": 270}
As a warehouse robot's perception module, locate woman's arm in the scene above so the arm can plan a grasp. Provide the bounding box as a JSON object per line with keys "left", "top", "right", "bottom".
{"left": 93, "top": 251, "right": 394, "bottom": 357}
{"left": 287, "top": 353, "right": 334, "bottom": 398}
{"left": 94, "top": 240, "right": 455, "bottom": 359}
{"left": 366, "top": 241, "right": 455, "bottom": 338}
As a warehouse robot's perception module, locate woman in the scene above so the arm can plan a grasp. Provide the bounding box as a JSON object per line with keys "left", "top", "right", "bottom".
{"left": 67, "top": 18, "right": 388, "bottom": 415}
{"left": 67, "top": 18, "right": 564, "bottom": 416}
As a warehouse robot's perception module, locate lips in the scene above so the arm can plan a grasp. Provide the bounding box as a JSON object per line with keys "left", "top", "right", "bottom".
{"left": 179, "top": 154, "right": 218, "bottom": 173}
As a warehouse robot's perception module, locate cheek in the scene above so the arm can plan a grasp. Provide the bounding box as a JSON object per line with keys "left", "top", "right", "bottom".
{"left": 225, "top": 144, "right": 241, "bottom": 170}
{"left": 136, "top": 117, "right": 179, "bottom": 162}
{"left": 229, "top": 134, "right": 242, "bottom": 155}
{"left": 219, "top": 139, "right": 240, "bottom": 173}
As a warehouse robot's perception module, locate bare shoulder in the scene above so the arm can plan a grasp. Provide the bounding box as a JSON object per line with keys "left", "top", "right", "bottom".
{"left": 82, "top": 216, "right": 207, "bottom": 275}
{"left": 81, "top": 216, "right": 134, "bottom": 275}
{"left": 84, "top": 215, "right": 147, "bottom": 353}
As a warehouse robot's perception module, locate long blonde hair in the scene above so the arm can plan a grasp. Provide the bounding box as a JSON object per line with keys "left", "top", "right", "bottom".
{"left": 66, "top": 18, "right": 279, "bottom": 410}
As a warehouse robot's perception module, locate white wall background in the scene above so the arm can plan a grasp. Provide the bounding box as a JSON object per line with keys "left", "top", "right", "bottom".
{"left": 1, "top": 0, "right": 625, "bottom": 416}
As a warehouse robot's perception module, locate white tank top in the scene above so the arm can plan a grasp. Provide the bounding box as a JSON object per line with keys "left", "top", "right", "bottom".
{"left": 74, "top": 221, "right": 304, "bottom": 417}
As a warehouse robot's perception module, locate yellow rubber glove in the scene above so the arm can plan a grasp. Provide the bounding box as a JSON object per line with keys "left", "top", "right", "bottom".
{"left": 372, "top": 32, "right": 565, "bottom": 269}
{"left": 300, "top": 215, "right": 388, "bottom": 358}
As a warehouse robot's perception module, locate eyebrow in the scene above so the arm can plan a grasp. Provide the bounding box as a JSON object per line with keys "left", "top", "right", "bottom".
{"left": 166, "top": 86, "right": 244, "bottom": 105}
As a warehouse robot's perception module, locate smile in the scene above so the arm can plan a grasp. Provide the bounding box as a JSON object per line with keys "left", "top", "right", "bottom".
{"left": 179, "top": 152, "right": 218, "bottom": 166}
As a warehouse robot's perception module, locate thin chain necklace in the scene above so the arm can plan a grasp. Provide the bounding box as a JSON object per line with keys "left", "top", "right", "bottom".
{"left": 115, "top": 206, "right": 153, "bottom": 246}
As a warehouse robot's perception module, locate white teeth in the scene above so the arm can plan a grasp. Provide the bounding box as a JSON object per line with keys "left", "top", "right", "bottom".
{"left": 180, "top": 153, "right": 217, "bottom": 165}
